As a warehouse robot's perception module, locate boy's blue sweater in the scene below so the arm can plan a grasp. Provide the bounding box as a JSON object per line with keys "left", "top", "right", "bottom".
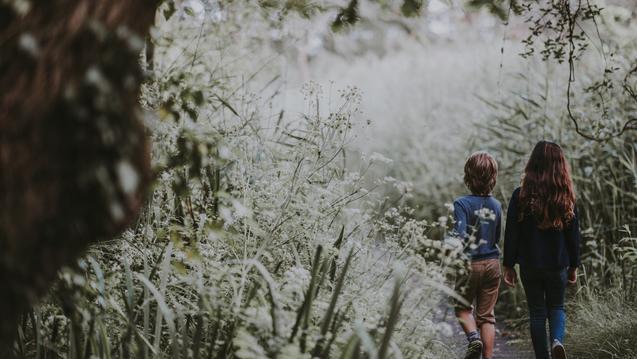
{"left": 453, "top": 194, "right": 502, "bottom": 261}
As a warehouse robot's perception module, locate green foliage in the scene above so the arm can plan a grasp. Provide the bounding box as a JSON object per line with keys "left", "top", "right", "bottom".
{"left": 7, "top": 6, "right": 458, "bottom": 357}
{"left": 332, "top": 0, "right": 360, "bottom": 32}
{"left": 467, "top": 0, "right": 508, "bottom": 20}
{"left": 400, "top": 0, "right": 424, "bottom": 18}
{"left": 162, "top": 1, "right": 177, "bottom": 21}
{"left": 258, "top": 0, "right": 323, "bottom": 18}
{"left": 12, "top": 79, "right": 449, "bottom": 356}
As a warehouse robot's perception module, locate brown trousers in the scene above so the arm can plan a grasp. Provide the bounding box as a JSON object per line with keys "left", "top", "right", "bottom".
{"left": 454, "top": 258, "right": 501, "bottom": 326}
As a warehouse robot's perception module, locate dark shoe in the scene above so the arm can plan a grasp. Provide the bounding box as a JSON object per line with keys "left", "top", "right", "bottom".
{"left": 464, "top": 339, "right": 483, "bottom": 359}
{"left": 551, "top": 339, "right": 567, "bottom": 359}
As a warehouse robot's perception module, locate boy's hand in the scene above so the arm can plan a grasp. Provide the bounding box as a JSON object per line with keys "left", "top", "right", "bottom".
{"left": 503, "top": 266, "right": 517, "bottom": 287}
{"left": 567, "top": 267, "right": 577, "bottom": 285}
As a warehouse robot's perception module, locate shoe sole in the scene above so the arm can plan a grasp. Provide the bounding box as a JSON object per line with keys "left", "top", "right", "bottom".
{"left": 464, "top": 341, "right": 483, "bottom": 359}
{"left": 552, "top": 344, "right": 567, "bottom": 359}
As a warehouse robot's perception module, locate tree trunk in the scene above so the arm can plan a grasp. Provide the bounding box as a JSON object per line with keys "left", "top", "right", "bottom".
{"left": 0, "top": 0, "right": 159, "bottom": 350}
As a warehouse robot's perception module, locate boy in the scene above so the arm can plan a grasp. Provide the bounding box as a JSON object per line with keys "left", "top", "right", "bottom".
{"left": 453, "top": 151, "right": 502, "bottom": 359}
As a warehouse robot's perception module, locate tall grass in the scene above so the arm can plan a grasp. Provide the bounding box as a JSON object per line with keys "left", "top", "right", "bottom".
{"left": 477, "top": 63, "right": 637, "bottom": 293}
{"left": 568, "top": 289, "right": 637, "bottom": 359}
{"left": 309, "top": 2, "right": 637, "bottom": 356}
{"left": 8, "top": 6, "right": 458, "bottom": 358}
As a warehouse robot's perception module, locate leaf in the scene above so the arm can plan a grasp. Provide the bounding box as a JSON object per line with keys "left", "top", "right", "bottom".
{"left": 332, "top": 0, "right": 359, "bottom": 32}
{"left": 290, "top": 246, "right": 323, "bottom": 341}
{"left": 312, "top": 249, "right": 354, "bottom": 356}
{"left": 284, "top": 0, "right": 322, "bottom": 18}
{"left": 192, "top": 90, "right": 204, "bottom": 106}
{"left": 171, "top": 260, "right": 188, "bottom": 275}
{"left": 401, "top": 0, "right": 423, "bottom": 17}
{"left": 338, "top": 335, "right": 360, "bottom": 359}
{"left": 329, "top": 226, "right": 345, "bottom": 282}
{"left": 136, "top": 273, "right": 176, "bottom": 327}
{"left": 163, "top": 0, "right": 176, "bottom": 20}
{"left": 467, "top": 0, "right": 508, "bottom": 20}
{"left": 215, "top": 95, "right": 241, "bottom": 117}
{"left": 378, "top": 280, "right": 404, "bottom": 359}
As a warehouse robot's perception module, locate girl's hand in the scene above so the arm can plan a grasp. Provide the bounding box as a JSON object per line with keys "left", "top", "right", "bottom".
{"left": 503, "top": 266, "right": 517, "bottom": 287}
{"left": 567, "top": 267, "right": 577, "bottom": 285}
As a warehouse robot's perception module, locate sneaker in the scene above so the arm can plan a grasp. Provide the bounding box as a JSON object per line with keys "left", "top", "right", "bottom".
{"left": 464, "top": 339, "right": 483, "bottom": 359}
{"left": 551, "top": 339, "right": 567, "bottom": 359}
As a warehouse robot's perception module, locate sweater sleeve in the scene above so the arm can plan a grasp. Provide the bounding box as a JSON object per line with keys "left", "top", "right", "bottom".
{"left": 453, "top": 200, "right": 469, "bottom": 241}
{"left": 503, "top": 189, "right": 520, "bottom": 268}
{"left": 565, "top": 206, "right": 581, "bottom": 268}
{"left": 495, "top": 207, "right": 502, "bottom": 246}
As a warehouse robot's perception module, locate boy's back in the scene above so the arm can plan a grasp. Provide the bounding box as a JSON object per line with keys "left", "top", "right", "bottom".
{"left": 453, "top": 194, "right": 501, "bottom": 261}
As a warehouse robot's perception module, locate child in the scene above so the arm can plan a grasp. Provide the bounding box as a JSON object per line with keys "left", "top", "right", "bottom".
{"left": 503, "top": 141, "right": 580, "bottom": 359}
{"left": 453, "top": 151, "right": 502, "bottom": 359}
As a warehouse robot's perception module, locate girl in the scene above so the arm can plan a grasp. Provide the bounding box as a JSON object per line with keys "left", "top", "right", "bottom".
{"left": 502, "top": 141, "right": 580, "bottom": 359}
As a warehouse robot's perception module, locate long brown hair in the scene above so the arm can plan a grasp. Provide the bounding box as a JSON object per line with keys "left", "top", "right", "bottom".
{"left": 519, "top": 141, "right": 575, "bottom": 230}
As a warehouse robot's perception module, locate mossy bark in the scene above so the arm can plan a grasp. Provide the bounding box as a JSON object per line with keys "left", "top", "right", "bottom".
{"left": 0, "top": 1, "right": 159, "bottom": 351}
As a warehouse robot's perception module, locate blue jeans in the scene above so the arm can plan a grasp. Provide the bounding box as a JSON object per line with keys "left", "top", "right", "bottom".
{"left": 520, "top": 268, "right": 567, "bottom": 359}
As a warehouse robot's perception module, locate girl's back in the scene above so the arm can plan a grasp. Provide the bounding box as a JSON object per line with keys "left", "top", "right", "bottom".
{"left": 503, "top": 187, "right": 580, "bottom": 270}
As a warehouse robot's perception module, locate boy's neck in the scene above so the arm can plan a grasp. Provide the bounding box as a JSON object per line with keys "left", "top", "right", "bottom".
{"left": 469, "top": 193, "right": 492, "bottom": 197}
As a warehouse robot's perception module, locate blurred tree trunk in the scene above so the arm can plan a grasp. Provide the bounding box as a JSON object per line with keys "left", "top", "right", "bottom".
{"left": 0, "top": 0, "right": 159, "bottom": 353}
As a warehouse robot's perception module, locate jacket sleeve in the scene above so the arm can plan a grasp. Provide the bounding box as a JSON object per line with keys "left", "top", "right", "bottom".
{"left": 503, "top": 189, "right": 520, "bottom": 268}
{"left": 565, "top": 206, "right": 581, "bottom": 268}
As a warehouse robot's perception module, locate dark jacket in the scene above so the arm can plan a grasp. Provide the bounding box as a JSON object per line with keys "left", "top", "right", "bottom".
{"left": 503, "top": 187, "right": 581, "bottom": 269}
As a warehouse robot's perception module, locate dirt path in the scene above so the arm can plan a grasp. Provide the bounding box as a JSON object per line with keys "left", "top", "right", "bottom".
{"left": 440, "top": 306, "right": 535, "bottom": 359}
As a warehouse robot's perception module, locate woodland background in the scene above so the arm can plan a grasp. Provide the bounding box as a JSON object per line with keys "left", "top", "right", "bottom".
{"left": 1, "top": 0, "right": 637, "bottom": 358}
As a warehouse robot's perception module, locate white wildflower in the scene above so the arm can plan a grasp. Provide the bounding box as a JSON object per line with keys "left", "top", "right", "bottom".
{"left": 369, "top": 152, "right": 393, "bottom": 164}
{"left": 232, "top": 199, "right": 251, "bottom": 219}
{"left": 8, "top": 0, "right": 31, "bottom": 15}
{"left": 182, "top": 0, "right": 205, "bottom": 20}
{"left": 234, "top": 328, "right": 266, "bottom": 359}
{"left": 218, "top": 145, "right": 232, "bottom": 159}
{"left": 110, "top": 202, "right": 125, "bottom": 222}
{"left": 443, "top": 236, "right": 463, "bottom": 250}
{"left": 18, "top": 33, "right": 39, "bottom": 57}
{"left": 219, "top": 206, "right": 233, "bottom": 225}
{"left": 244, "top": 306, "right": 272, "bottom": 332}
{"left": 475, "top": 208, "right": 496, "bottom": 222}
{"left": 117, "top": 160, "right": 139, "bottom": 195}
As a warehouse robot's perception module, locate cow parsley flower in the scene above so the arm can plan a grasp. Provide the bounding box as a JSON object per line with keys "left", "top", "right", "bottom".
{"left": 369, "top": 152, "right": 393, "bottom": 164}
{"left": 475, "top": 208, "right": 496, "bottom": 222}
